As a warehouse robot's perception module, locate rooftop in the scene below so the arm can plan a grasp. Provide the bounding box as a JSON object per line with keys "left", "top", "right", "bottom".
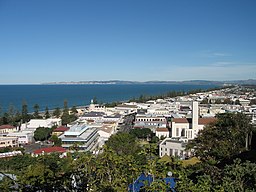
{"left": 54, "top": 126, "right": 70, "bottom": 132}
{"left": 0, "top": 125, "right": 15, "bottom": 129}
{"left": 33, "top": 146, "right": 66, "bottom": 155}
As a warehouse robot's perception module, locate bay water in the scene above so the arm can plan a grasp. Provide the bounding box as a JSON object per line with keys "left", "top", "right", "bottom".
{"left": 0, "top": 84, "right": 219, "bottom": 113}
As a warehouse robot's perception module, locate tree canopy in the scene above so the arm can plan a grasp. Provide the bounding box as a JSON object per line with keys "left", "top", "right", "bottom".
{"left": 187, "top": 113, "right": 253, "bottom": 162}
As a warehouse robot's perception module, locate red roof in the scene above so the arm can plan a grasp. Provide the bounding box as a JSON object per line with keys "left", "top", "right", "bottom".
{"left": 33, "top": 146, "right": 66, "bottom": 155}
{"left": 53, "top": 126, "right": 69, "bottom": 132}
{"left": 172, "top": 118, "right": 216, "bottom": 125}
{"left": 156, "top": 128, "right": 169, "bottom": 132}
{"left": 198, "top": 118, "right": 216, "bottom": 125}
{"left": 0, "top": 125, "right": 15, "bottom": 129}
{"left": 172, "top": 118, "right": 189, "bottom": 123}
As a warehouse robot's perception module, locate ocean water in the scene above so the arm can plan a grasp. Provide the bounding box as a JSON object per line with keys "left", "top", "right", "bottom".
{"left": 0, "top": 84, "right": 219, "bottom": 113}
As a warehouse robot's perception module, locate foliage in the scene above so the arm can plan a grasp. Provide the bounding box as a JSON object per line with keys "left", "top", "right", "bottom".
{"left": 187, "top": 113, "right": 253, "bottom": 162}
{"left": 129, "top": 128, "right": 153, "bottom": 139}
{"left": 53, "top": 107, "right": 61, "bottom": 118}
{"left": 33, "top": 104, "right": 41, "bottom": 119}
{"left": 34, "top": 127, "right": 52, "bottom": 141}
{"left": 71, "top": 105, "right": 78, "bottom": 114}
{"left": 105, "top": 133, "right": 140, "bottom": 156}
{"left": 221, "top": 159, "right": 256, "bottom": 191}
{"left": 0, "top": 154, "right": 36, "bottom": 172}
{"left": 17, "top": 154, "right": 73, "bottom": 191}
{"left": 21, "top": 101, "right": 30, "bottom": 123}
{"left": 49, "top": 134, "right": 62, "bottom": 146}
{"left": 250, "top": 99, "right": 256, "bottom": 106}
{"left": 44, "top": 106, "right": 50, "bottom": 118}
{"left": 61, "top": 100, "right": 78, "bottom": 125}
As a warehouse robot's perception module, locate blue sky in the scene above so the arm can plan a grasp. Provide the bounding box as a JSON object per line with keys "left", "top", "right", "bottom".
{"left": 0, "top": 0, "right": 255, "bottom": 84}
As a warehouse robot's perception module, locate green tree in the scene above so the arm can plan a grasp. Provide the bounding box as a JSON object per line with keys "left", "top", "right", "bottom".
{"left": 71, "top": 105, "right": 78, "bottom": 114}
{"left": 105, "top": 132, "right": 140, "bottom": 156}
{"left": 34, "top": 127, "right": 52, "bottom": 141}
{"left": 0, "top": 104, "right": 3, "bottom": 125}
{"left": 250, "top": 99, "right": 256, "bottom": 106}
{"left": 61, "top": 100, "right": 70, "bottom": 125}
{"left": 187, "top": 113, "right": 253, "bottom": 162}
{"left": 8, "top": 103, "right": 17, "bottom": 125}
{"left": 50, "top": 135, "right": 62, "bottom": 146}
{"left": 130, "top": 128, "right": 153, "bottom": 139}
{"left": 21, "top": 101, "right": 29, "bottom": 122}
{"left": 200, "top": 98, "right": 208, "bottom": 104}
{"left": 18, "top": 154, "right": 73, "bottom": 191}
{"left": 2, "top": 112, "right": 9, "bottom": 125}
{"left": 33, "top": 104, "right": 40, "bottom": 119}
{"left": 235, "top": 99, "right": 241, "bottom": 105}
{"left": 44, "top": 106, "right": 50, "bottom": 118}
{"left": 53, "top": 107, "right": 61, "bottom": 118}
{"left": 221, "top": 159, "right": 256, "bottom": 191}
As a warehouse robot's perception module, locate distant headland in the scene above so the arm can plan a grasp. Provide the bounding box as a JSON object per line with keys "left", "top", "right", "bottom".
{"left": 42, "top": 79, "right": 256, "bottom": 85}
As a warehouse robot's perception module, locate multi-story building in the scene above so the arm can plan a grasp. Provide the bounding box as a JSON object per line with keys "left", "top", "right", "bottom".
{"left": 134, "top": 114, "right": 167, "bottom": 132}
{"left": 7, "top": 131, "right": 33, "bottom": 144}
{"left": 0, "top": 137, "right": 18, "bottom": 148}
{"left": 59, "top": 124, "right": 99, "bottom": 152}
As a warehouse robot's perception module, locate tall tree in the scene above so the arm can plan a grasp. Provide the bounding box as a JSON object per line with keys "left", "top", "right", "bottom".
{"left": 53, "top": 107, "right": 61, "bottom": 118}
{"left": 61, "top": 100, "right": 70, "bottom": 125}
{"left": 45, "top": 106, "right": 50, "bottom": 119}
{"left": 0, "top": 104, "right": 3, "bottom": 125}
{"left": 71, "top": 106, "right": 78, "bottom": 114}
{"left": 21, "top": 101, "right": 29, "bottom": 123}
{"left": 33, "top": 104, "right": 40, "bottom": 118}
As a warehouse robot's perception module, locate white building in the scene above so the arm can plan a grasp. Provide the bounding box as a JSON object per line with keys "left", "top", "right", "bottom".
{"left": 159, "top": 137, "right": 192, "bottom": 159}
{"left": 8, "top": 131, "right": 33, "bottom": 144}
{"left": 80, "top": 112, "right": 105, "bottom": 122}
{"left": 0, "top": 137, "right": 18, "bottom": 148}
{"left": 134, "top": 114, "right": 167, "bottom": 132}
{"left": 26, "top": 118, "right": 62, "bottom": 130}
{"left": 59, "top": 124, "right": 99, "bottom": 152}
{"left": 115, "top": 104, "right": 138, "bottom": 114}
{"left": 155, "top": 128, "right": 170, "bottom": 139}
{"left": 170, "top": 101, "right": 216, "bottom": 140}
{"left": 0, "top": 125, "right": 17, "bottom": 135}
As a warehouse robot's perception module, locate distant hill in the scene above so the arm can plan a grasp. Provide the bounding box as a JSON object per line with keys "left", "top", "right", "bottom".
{"left": 43, "top": 79, "right": 256, "bottom": 85}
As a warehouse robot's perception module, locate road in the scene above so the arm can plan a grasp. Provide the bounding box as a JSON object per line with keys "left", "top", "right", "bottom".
{"left": 118, "top": 113, "right": 135, "bottom": 133}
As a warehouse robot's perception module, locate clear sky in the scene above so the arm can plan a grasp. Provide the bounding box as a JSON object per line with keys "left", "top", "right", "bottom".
{"left": 0, "top": 0, "right": 255, "bottom": 84}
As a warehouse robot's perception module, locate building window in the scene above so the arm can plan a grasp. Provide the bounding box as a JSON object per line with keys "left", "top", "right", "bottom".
{"left": 170, "top": 149, "right": 173, "bottom": 156}
{"left": 176, "top": 128, "right": 179, "bottom": 137}
{"left": 181, "top": 129, "right": 185, "bottom": 136}
{"left": 175, "top": 149, "right": 178, "bottom": 156}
